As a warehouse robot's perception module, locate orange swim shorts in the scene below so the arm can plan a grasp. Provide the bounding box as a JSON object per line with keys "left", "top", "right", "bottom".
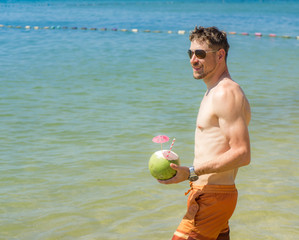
{"left": 172, "top": 183, "right": 238, "bottom": 240}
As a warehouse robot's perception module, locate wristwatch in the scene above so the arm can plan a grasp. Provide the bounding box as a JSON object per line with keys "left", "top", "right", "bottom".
{"left": 188, "top": 166, "right": 199, "bottom": 182}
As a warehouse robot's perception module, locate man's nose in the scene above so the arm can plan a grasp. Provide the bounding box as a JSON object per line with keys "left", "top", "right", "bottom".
{"left": 190, "top": 54, "right": 199, "bottom": 64}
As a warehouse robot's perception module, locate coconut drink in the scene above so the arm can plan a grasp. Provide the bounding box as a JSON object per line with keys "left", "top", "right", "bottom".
{"left": 149, "top": 135, "right": 179, "bottom": 180}
{"left": 149, "top": 150, "right": 180, "bottom": 180}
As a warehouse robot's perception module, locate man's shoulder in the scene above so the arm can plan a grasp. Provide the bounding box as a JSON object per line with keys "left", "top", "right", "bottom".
{"left": 212, "top": 79, "right": 246, "bottom": 117}
{"left": 213, "top": 78, "right": 243, "bottom": 101}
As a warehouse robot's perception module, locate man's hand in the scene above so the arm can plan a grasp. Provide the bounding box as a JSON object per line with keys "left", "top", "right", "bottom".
{"left": 158, "top": 164, "right": 190, "bottom": 184}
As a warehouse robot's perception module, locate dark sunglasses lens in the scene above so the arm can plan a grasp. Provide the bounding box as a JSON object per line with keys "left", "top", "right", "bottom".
{"left": 188, "top": 50, "right": 206, "bottom": 59}
{"left": 195, "top": 50, "right": 206, "bottom": 59}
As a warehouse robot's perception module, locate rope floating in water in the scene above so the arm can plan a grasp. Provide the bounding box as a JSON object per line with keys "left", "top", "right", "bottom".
{"left": 0, "top": 24, "right": 298, "bottom": 40}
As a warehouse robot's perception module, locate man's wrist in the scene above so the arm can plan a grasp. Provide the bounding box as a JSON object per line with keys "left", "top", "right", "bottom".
{"left": 188, "top": 166, "right": 199, "bottom": 181}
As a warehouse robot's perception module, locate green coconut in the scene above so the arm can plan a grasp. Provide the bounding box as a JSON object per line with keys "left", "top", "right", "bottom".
{"left": 148, "top": 150, "right": 180, "bottom": 180}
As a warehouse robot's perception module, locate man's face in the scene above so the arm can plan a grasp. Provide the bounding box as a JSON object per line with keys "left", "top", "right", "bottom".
{"left": 189, "top": 40, "right": 217, "bottom": 80}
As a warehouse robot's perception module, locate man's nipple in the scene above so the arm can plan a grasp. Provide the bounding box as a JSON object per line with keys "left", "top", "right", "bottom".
{"left": 197, "top": 124, "right": 203, "bottom": 131}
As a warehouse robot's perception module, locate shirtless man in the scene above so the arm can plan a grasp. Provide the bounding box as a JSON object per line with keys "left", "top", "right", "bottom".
{"left": 159, "top": 26, "right": 251, "bottom": 240}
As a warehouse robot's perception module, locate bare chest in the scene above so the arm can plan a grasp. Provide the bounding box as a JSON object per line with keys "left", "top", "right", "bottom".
{"left": 196, "top": 96, "right": 218, "bottom": 130}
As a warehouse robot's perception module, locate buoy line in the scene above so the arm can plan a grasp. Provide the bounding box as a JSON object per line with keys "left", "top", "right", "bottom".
{"left": 1, "top": 24, "right": 298, "bottom": 40}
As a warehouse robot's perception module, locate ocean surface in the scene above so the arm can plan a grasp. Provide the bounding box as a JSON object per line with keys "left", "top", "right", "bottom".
{"left": 0, "top": 0, "right": 298, "bottom": 239}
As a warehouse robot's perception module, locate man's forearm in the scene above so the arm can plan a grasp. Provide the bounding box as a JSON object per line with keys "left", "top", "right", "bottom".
{"left": 194, "top": 147, "right": 250, "bottom": 176}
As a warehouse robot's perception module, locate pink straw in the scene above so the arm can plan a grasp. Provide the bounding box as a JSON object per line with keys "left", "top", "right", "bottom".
{"left": 166, "top": 138, "right": 176, "bottom": 158}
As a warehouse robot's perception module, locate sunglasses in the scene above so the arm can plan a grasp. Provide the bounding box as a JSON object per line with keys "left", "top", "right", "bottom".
{"left": 188, "top": 49, "right": 218, "bottom": 59}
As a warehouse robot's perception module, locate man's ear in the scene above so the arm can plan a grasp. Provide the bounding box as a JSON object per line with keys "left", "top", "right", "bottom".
{"left": 217, "top": 49, "right": 226, "bottom": 62}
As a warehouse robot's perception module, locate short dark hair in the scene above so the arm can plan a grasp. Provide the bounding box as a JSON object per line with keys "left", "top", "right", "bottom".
{"left": 189, "top": 26, "right": 230, "bottom": 61}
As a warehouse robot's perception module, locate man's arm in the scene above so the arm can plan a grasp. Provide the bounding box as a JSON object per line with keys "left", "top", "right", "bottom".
{"left": 195, "top": 85, "right": 251, "bottom": 175}
{"left": 159, "top": 84, "right": 251, "bottom": 184}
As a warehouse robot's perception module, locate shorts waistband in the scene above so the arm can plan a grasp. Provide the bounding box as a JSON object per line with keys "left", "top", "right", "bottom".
{"left": 192, "top": 183, "right": 237, "bottom": 193}
{"left": 184, "top": 182, "right": 237, "bottom": 195}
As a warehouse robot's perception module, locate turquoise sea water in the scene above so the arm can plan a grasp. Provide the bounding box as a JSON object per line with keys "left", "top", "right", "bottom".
{"left": 1, "top": 1, "right": 299, "bottom": 239}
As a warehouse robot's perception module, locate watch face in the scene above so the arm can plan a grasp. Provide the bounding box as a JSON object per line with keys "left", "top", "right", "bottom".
{"left": 189, "top": 167, "right": 198, "bottom": 181}
{"left": 190, "top": 175, "right": 199, "bottom": 181}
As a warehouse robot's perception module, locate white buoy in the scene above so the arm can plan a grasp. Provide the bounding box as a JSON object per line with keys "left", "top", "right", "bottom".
{"left": 131, "top": 29, "right": 138, "bottom": 32}
{"left": 178, "top": 30, "right": 186, "bottom": 35}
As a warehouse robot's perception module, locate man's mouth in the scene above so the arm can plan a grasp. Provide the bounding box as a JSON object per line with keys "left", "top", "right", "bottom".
{"left": 192, "top": 66, "right": 202, "bottom": 71}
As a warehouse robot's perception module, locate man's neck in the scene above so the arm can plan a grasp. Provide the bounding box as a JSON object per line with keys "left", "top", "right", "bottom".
{"left": 204, "top": 65, "right": 230, "bottom": 90}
